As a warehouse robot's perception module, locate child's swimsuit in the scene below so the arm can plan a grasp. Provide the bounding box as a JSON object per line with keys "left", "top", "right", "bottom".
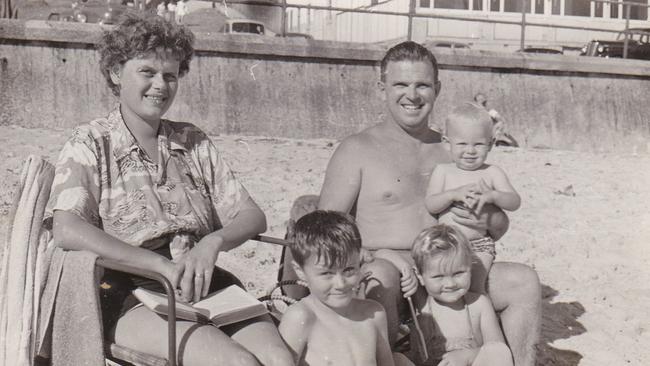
{"left": 427, "top": 296, "right": 479, "bottom": 363}
{"left": 469, "top": 236, "right": 496, "bottom": 258}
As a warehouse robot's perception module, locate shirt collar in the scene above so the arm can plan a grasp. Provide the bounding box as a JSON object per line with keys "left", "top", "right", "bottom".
{"left": 108, "top": 108, "right": 189, "bottom": 161}
{"left": 108, "top": 108, "right": 140, "bottom": 161}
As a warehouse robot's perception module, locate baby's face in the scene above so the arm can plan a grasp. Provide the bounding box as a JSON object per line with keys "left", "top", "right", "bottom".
{"left": 418, "top": 255, "right": 471, "bottom": 304}
{"left": 445, "top": 120, "right": 492, "bottom": 171}
{"left": 299, "top": 252, "right": 361, "bottom": 310}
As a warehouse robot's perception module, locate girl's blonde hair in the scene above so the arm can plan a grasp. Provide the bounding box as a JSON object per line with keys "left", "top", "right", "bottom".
{"left": 411, "top": 224, "right": 473, "bottom": 274}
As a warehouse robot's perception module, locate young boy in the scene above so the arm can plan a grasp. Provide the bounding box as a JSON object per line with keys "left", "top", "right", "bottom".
{"left": 425, "top": 102, "right": 521, "bottom": 294}
{"left": 278, "top": 210, "right": 413, "bottom": 366}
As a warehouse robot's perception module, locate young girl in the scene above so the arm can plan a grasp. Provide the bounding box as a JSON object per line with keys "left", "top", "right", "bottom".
{"left": 410, "top": 224, "right": 513, "bottom": 366}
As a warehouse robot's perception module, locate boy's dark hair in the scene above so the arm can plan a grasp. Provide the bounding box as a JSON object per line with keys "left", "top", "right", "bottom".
{"left": 380, "top": 41, "right": 439, "bottom": 82}
{"left": 98, "top": 11, "right": 195, "bottom": 96}
{"left": 291, "top": 210, "right": 361, "bottom": 268}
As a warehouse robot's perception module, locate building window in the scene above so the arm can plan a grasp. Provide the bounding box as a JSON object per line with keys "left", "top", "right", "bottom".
{"left": 474, "top": 0, "right": 483, "bottom": 10}
{"left": 552, "top": 0, "right": 561, "bottom": 14}
{"left": 535, "top": 0, "right": 544, "bottom": 13}
{"left": 435, "top": 0, "right": 471, "bottom": 9}
{"left": 611, "top": 0, "right": 619, "bottom": 18}
{"left": 490, "top": 0, "right": 500, "bottom": 11}
{"left": 628, "top": 0, "right": 648, "bottom": 20}
{"left": 420, "top": 0, "right": 431, "bottom": 8}
{"left": 564, "top": 0, "right": 590, "bottom": 16}
{"left": 504, "top": 0, "right": 531, "bottom": 12}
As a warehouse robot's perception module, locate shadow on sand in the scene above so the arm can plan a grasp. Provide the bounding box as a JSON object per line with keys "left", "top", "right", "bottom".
{"left": 536, "top": 284, "right": 585, "bottom": 366}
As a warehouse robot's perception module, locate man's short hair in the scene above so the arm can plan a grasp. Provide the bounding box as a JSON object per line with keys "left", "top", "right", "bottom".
{"left": 291, "top": 210, "right": 361, "bottom": 268}
{"left": 411, "top": 224, "right": 473, "bottom": 274}
{"left": 380, "top": 41, "right": 439, "bottom": 82}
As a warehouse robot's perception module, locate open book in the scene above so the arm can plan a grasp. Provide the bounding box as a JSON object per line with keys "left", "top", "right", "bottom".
{"left": 133, "top": 285, "right": 268, "bottom": 328}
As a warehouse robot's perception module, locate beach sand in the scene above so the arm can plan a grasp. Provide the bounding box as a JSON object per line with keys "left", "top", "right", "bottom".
{"left": 1, "top": 125, "right": 648, "bottom": 366}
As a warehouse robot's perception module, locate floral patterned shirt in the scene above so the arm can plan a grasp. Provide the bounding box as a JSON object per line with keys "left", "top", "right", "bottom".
{"left": 45, "top": 108, "right": 250, "bottom": 259}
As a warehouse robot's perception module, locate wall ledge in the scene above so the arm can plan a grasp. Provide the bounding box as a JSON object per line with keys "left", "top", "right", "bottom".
{"left": 2, "top": 18, "right": 650, "bottom": 77}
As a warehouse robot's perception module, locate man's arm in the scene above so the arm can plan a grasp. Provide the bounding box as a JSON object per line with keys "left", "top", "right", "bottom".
{"left": 318, "top": 138, "right": 363, "bottom": 212}
{"left": 450, "top": 204, "right": 509, "bottom": 240}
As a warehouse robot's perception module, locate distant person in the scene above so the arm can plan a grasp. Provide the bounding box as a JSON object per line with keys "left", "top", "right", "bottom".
{"left": 175, "top": 0, "right": 187, "bottom": 24}
{"left": 410, "top": 224, "right": 513, "bottom": 366}
{"left": 166, "top": 1, "right": 176, "bottom": 23}
{"left": 156, "top": 1, "right": 167, "bottom": 18}
{"left": 279, "top": 210, "right": 414, "bottom": 366}
{"left": 425, "top": 102, "right": 521, "bottom": 294}
{"left": 473, "top": 93, "right": 518, "bottom": 147}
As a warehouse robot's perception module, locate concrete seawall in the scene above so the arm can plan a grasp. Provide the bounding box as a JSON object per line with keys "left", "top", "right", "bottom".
{"left": 1, "top": 19, "right": 649, "bottom": 153}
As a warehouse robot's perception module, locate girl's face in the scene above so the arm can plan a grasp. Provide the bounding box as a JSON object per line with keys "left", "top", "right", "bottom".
{"left": 417, "top": 253, "right": 471, "bottom": 305}
{"left": 111, "top": 48, "right": 180, "bottom": 126}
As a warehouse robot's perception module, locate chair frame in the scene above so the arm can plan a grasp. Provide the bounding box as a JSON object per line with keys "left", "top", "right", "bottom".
{"left": 96, "top": 234, "right": 290, "bottom": 366}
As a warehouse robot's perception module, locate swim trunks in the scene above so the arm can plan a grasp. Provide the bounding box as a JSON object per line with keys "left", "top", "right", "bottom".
{"left": 470, "top": 236, "right": 496, "bottom": 258}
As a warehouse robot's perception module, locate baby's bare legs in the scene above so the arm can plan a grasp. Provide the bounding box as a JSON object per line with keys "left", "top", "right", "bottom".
{"left": 114, "top": 308, "right": 293, "bottom": 366}
{"left": 472, "top": 342, "right": 513, "bottom": 366}
{"left": 471, "top": 252, "right": 494, "bottom": 295}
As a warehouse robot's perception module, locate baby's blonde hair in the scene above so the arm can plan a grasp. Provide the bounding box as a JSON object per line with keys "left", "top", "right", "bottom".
{"left": 444, "top": 102, "right": 494, "bottom": 139}
{"left": 411, "top": 224, "right": 473, "bottom": 274}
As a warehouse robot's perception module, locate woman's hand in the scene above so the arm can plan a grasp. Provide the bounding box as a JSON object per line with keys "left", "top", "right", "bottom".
{"left": 177, "top": 234, "right": 224, "bottom": 303}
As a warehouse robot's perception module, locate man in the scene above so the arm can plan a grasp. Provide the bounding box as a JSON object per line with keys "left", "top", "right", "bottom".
{"left": 317, "top": 42, "right": 540, "bottom": 366}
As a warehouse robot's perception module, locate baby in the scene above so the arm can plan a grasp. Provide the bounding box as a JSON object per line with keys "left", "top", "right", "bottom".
{"left": 279, "top": 210, "right": 413, "bottom": 366}
{"left": 425, "top": 102, "right": 521, "bottom": 293}
{"left": 411, "top": 224, "right": 513, "bottom": 366}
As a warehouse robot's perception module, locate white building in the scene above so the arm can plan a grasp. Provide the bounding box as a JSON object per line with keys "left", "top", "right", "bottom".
{"left": 287, "top": 0, "right": 650, "bottom": 49}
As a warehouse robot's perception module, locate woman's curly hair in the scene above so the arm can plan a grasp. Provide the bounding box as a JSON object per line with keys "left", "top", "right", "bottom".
{"left": 98, "top": 12, "right": 195, "bottom": 96}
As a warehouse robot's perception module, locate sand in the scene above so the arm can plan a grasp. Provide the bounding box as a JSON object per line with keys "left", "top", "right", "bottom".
{"left": 1, "top": 124, "right": 648, "bottom": 366}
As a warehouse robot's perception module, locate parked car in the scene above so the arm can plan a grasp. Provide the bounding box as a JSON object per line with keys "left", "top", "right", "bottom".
{"left": 275, "top": 32, "right": 314, "bottom": 40}
{"left": 423, "top": 40, "right": 471, "bottom": 50}
{"left": 220, "top": 19, "right": 266, "bottom": 35}
{"left": 19, "top": 0, "right": 126, "bottom": 24}
{"left": 516, "top": 47, "right": 563, "bottom": 54}
{"left": 581, "top": 28, "right": 650, "bottom": 60}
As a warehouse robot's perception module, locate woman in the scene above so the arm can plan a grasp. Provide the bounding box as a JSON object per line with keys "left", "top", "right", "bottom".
{"left": 45, "top": 12, "right": 294, "bottom": 366}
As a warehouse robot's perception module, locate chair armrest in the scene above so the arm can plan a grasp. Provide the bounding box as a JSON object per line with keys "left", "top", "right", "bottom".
{"left": 95, "top": 258, "right": 177, "bottom": 366}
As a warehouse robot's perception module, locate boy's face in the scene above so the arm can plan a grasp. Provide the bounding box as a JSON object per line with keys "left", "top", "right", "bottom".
{"left": 294, "top": 251, "right": 362, "bottom": 309}
{"left": 379, "top": 60, "right": 440, "bottom": 133}
{"left": 444, "top": 120, "right": 492, "bottom": 171}
{"left": 417, "top": 255, "right": 471, "bottom": 304}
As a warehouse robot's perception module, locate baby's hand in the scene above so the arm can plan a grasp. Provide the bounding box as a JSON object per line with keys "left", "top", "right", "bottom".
{"left": 400, "top": 267, "right": 418, "bottom": 298}
{"left": 474, "top": 179, "right": 495, "bottom": 214}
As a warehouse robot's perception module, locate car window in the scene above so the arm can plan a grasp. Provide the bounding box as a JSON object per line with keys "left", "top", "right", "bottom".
{"left": 232, "top": 22, "right": 264, "bottom": 35}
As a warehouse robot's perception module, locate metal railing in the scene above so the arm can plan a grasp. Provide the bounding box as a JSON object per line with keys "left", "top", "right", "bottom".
{"left": 214, "top": 0, "right": 649, "bottom": 50}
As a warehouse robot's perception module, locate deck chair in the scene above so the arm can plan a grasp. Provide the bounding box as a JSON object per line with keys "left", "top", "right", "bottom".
{"left": 0, "top": 155, "right": 174, "bottom": 366}
{"left": 0, "top": 155, "right": 308, "bottom": 366}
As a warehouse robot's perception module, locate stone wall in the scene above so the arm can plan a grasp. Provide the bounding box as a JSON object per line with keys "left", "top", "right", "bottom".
{"left": 1, "top": 19, "right": 649, "bottom": 153}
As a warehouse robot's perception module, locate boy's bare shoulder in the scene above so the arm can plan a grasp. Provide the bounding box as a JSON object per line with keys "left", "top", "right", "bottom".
{"left": 282, "top": 298, "right": 317, "bottom": 327}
